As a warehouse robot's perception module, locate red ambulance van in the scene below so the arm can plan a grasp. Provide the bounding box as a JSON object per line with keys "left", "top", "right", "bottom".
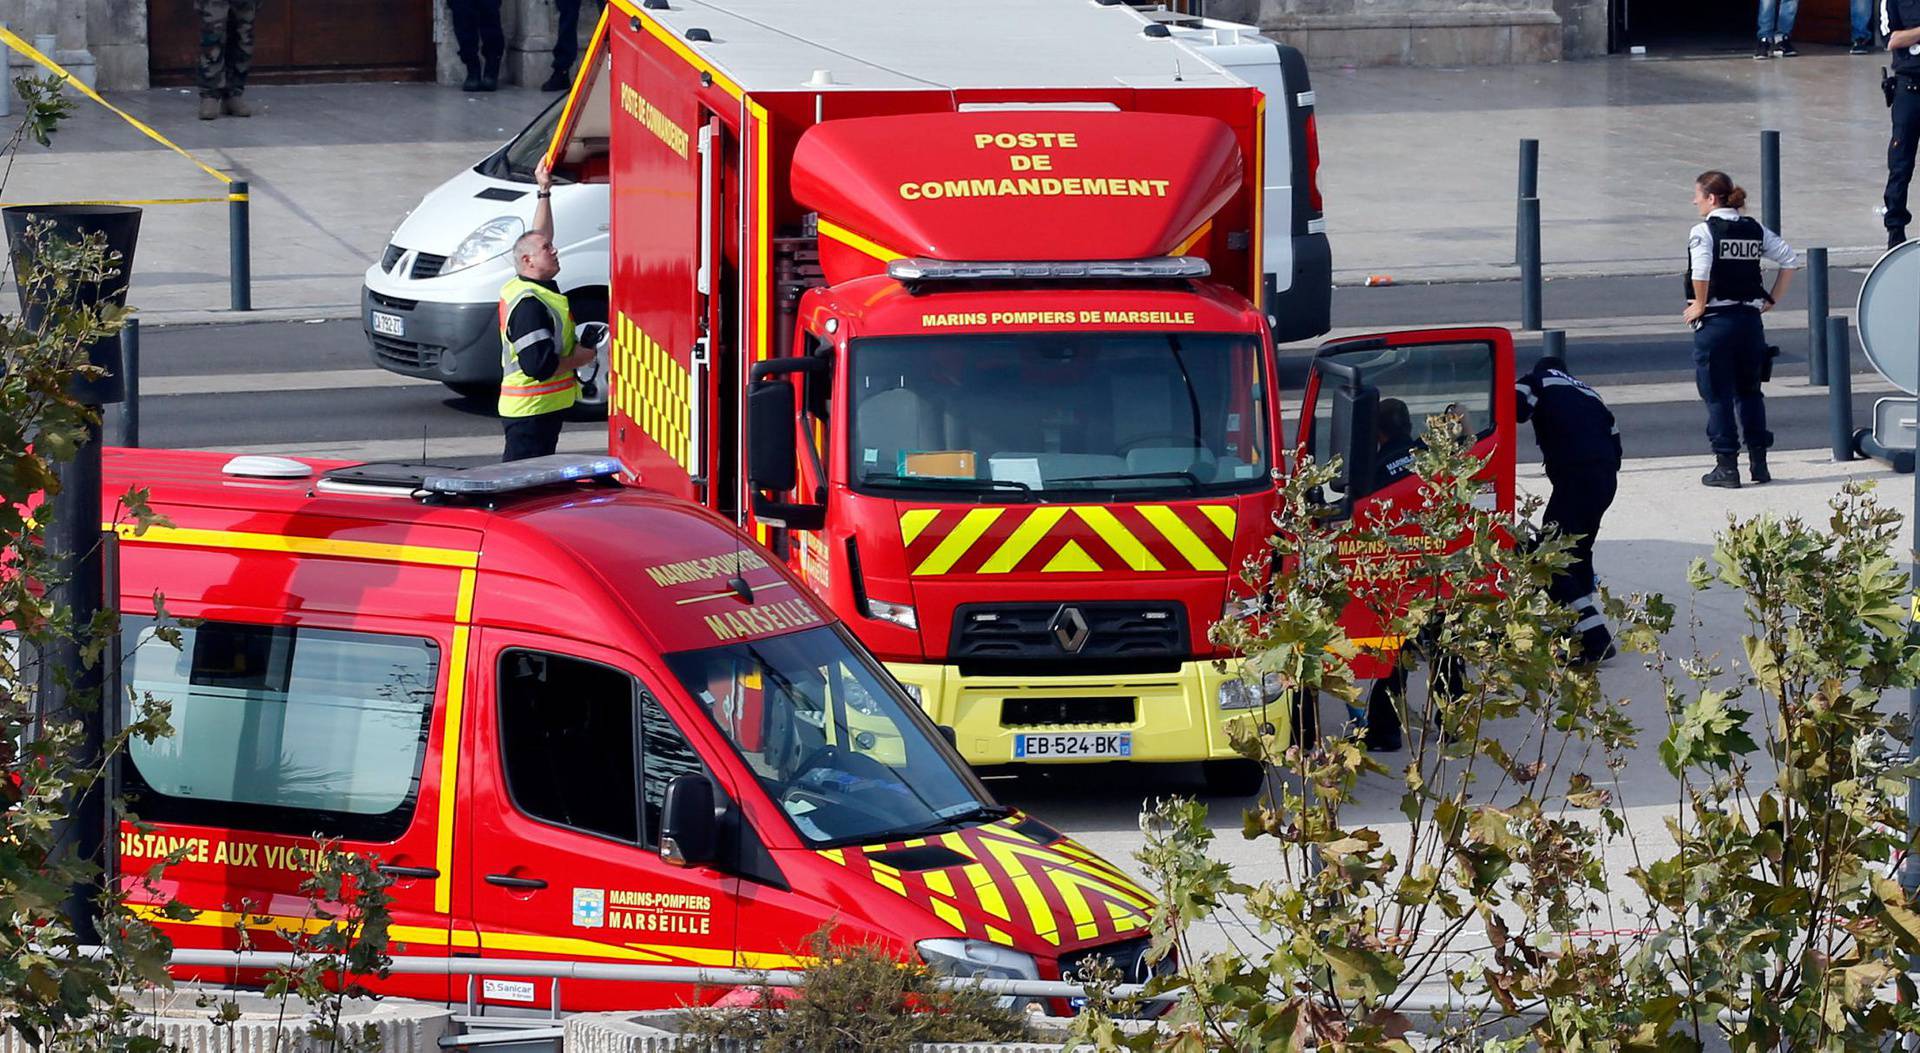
{"left": 110, "top": 451, "right": 1155, "bottom": 1012}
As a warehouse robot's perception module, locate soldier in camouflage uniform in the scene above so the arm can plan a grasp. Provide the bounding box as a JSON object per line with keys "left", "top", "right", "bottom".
{"left": 197, "top": 0, "right": 257, "bottom": 120}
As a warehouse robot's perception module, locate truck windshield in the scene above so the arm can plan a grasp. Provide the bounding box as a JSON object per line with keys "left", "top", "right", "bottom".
{"left": 848, "top": 332, "right": 1270, "bottom": 499}
{"left": 477, "top": 97, "right": 567, "bottom": 183}
{"left": 665, "top": 626, "right": 998, "bottom": 848}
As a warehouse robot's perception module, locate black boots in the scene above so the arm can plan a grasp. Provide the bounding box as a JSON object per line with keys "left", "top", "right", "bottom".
{"left": 1893, "top": 227, "right": 1909, "bottom": 250}
{"left": 1702, "top": 454, "right": 1741, "bottom": 489}
{"left": 541, "top": 68, "right": 572, "bottom": 92}
{"left": 462, "top": 62, "right": 484, "bottom": 92}
{"left": 1749, "top": 450, "right": 1771, "bottom": 485}
{"left": 480, "top": 56, "right": 501, "bottom": 92}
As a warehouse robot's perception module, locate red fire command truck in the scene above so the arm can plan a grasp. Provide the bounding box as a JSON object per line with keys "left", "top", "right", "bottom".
{"left": 111, "top": 451, "right": 1161, "bottom": 1012}
{"left": 544, "top": 0, "right": 1517, "bottom": 791}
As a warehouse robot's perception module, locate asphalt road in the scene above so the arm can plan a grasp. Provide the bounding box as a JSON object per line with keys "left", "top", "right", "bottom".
{"left": 136, "top": 270, "right": 1895, "bottom": 465}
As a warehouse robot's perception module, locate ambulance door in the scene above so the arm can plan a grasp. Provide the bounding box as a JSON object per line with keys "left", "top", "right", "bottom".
{"left": 463, "top": 633, "right": 738, "bottom": 1012}
{"left": 1292, "top": 327, "right": 1516, "bottom": 670}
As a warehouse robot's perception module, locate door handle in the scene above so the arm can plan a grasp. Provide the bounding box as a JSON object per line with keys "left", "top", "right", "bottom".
{"left": 377, "top": 864, "right": 440, "bottom": 880}
{"left": 484, "top": 873, "right": 548, "bottom": 890}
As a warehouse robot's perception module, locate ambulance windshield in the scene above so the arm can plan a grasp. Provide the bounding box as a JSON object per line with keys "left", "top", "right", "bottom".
{"left": 848, "top": 332, "right": 1269, "bottom": 499}
{"left": 666, "top": 626, "right": 997, "bottom": 847}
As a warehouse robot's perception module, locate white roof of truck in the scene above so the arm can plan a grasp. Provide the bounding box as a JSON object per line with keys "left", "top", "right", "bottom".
{"left": 622, "top": 0, "right": 1244, "bottom": 92}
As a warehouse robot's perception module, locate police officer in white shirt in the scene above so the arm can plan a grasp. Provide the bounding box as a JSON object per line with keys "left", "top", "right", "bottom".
{"left": 1682, "top": 170, "right": 1798, "bottom": 490}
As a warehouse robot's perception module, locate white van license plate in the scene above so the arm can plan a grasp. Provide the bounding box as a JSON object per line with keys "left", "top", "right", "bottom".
{"left": 1013, "top": 732, "right": 1131, "bottom": 759}
{"left": 371, "top": 311, "right": 405, "bottom": 337}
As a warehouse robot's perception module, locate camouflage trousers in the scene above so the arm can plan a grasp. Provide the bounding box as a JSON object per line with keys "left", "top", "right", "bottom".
{"left": 197, "top": 0, "right": 258, "bottom": 98}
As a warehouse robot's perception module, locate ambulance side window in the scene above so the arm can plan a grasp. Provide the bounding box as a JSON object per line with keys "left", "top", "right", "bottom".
{"left": 639, "top": 692, "right": 704, "bottom": 849}
{"left": 119, "top": 618, "right": 440, "bottom": 842}
{"left": 499, "top": 650, "right": 641, "bottom": 843}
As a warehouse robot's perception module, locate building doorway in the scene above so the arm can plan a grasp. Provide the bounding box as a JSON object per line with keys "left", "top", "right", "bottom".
{"left": 1611, "top": 0, "right": 1858, "bottom": 53}
{"left": 149, "top": 0, "right": 436, "bottom": 85}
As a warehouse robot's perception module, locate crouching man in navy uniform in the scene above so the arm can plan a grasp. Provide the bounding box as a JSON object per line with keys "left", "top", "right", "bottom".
{"left": 1683, "top": 170, "right": 1798, "bottom": 489}
{"left": 1517, "top": 355, "right": 1622, "bottom": 665}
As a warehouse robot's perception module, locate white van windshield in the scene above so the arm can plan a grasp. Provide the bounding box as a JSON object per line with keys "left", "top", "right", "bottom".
{"left": 665, "top": 626, "right": 999, "bottom": 848}
{"left": 478, "top": 97, "right": 568, "bottom": 183}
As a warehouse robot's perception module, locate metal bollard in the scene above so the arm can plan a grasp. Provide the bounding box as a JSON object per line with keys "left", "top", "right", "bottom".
{"left": 229, "top": 179, "right": 251, "bottom": 312}
{"left": 1806, "top": 246, "right": 1828, "bottom": 387}
{"left": 1519, "top": 196, "right": 1542, "bottom": 331}
{"left": 1541, "top": 328, "right": 1566, "bottom": 366}
{"left": 1761, "top": 129, "right": 1782, "bottom": 235}
{"left": 1828, "top": 316, "right": 1854, "bottom": 462}
{"left": 118, "top": 318, "right": 139, "bottom": 448}
{"left": 1514, "top": 138, "right": 1538, "bottom": 267}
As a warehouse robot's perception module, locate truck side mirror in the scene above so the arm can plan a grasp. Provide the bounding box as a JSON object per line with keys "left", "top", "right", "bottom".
{"left": 747, "top": 358, "right": 830, "bottom": 532}
{"left": 659, "top": 774, "right": 718, "bottom": 869}
{"left": 1324, "top": 381, "right": 1378, "bottom": 520}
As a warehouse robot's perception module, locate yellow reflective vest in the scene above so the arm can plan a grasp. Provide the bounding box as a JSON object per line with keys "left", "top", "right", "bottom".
{"left": 497, "top": 277, "right": 578, "bottom": 418}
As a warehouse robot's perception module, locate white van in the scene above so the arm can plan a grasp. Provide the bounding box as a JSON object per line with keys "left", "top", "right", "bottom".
{"left": 362, "top": 97, "right": 612, "bottom": 400}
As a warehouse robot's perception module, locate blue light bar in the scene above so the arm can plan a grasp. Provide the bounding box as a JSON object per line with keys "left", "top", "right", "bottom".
{"left": 886, "top": 256, "right": 1210, "bottom": 283}
{"left": 420, "top": 455, "right": 623, "bottom": 496}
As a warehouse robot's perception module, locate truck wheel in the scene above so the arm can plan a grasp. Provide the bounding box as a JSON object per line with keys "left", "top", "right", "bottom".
{"left": 443, "top": 381, "right": 498, "bottom": 401}
{"left": 1200, "top": 760, "right": 1267, "bottom": 798}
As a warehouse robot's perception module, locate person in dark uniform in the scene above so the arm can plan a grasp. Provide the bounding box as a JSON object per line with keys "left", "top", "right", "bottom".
{"left": 1886, "top": 0, "right": 1920, "bottom": 247}
{"left": 1372, "top": 397, "right": 1418, "bottom": 487}
{"left": 1516, "top": 355, "right": 1622, "bottom": 664}
{"left": 449, "top": 0, "right": 506, "bottom": 92}
{"left": 196, "top": 0, "right": 257, "bottom": 120}
{"left": 546, "top": 0, "right": 585, "bottom": 91}
{"left": 1684, "top": 170, "right": 1798, "bottom": 489}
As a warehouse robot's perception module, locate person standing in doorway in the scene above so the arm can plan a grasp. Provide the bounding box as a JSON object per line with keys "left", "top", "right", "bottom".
{"left": 1756, "top": 0, "right": 1799, "bottom": 57}
{"left": 1885, "top": 0, "right": 1920, "bottom": 246}
{"left": 499, "top": 163, "right": 596, "bottom": 461}
{"left": 545, "top": 0, "right": 584, "bottom": 91}
{"left": 1683, "top": 170, "right": 1798, "bottom": 489}
{"left": 1854, "top": 0, "right": 1877, "bottom": 52}
{"left": 449, "top": 0, "right": 506, "bottom": 92}
{"left": 196, "top": 0, "right": 257, "bottom": 120}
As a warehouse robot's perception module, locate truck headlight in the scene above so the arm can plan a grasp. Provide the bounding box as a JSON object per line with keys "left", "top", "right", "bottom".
{"left": 918, "top": 939, "right": 1039, "bottom": 982}
{"left": 443, "top": 215, "right": 526, "bottom": 274}
{"left": 864, "top": 597, "right": 917, "bottom": 630}
{"left": 1219, "top": 671, "right": 1285, "bottom": 710}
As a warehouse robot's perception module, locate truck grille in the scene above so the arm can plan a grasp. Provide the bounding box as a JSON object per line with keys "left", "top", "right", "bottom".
{"left": 1001, "top": 697, "right": 1135, "bottom": 728}
{"left": 950, "top": 602, "right": 1188, "bottom": 676}
{"left": 410, "top": 252, "right": 448, "bottom": 280}
{"left": 368, "top": 290, "right": 418, "bottom": 311}
{"left": 380, "top": 243, "right": 404, "bottom": 272}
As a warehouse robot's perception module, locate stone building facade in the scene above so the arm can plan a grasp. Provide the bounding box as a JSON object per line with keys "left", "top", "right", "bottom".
{"left": 0, "top": 0, "right": 596, "bottom": 92}
{"left": 1199, "top": 0, "right": 1611, "bottom": 66}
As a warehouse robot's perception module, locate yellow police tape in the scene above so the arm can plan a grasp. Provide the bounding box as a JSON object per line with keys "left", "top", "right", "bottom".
{"left": 0, "top": 26, "right": 233, "bottom": 188}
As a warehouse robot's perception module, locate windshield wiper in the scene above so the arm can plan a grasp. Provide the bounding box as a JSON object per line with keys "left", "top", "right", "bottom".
{"left": 1049, "top": 469, "right": 1204, "bottom": 491}
{"left": 917, "top": 803, "right": 1014, "bottom": 834}
{"left": 861, "top": 476, "right": 1032, "bottom": 494}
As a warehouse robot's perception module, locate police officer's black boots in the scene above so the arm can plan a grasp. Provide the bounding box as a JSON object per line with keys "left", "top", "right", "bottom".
{"left": 1702, "top": 454, "right": 1742, "bottom": 489}
{"left": 1748, "top": 449, "right": 1771, "bottom": 485}
{"left": 462, "top": 62, "right": 484, "bottom": 93}
{"left": 1893, "top": 227, "right": 1909, "bottom": 250}
{"left": 480, "top": 57, "right": 501, "bottom": 92}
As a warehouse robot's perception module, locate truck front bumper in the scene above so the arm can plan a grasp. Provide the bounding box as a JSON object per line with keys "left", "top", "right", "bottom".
{"left": 362, "top": 286, "right": 502, "bottom": 386}
{"left": 884, "top": 659, "right": 1286, "bottom": 766}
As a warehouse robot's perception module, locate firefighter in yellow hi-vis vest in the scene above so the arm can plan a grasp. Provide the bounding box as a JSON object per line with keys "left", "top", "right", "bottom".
{"left": 498, "top": 161, "right": 598, "bottom": 461}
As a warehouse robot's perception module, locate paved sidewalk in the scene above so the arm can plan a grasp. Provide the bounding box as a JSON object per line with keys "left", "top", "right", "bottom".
{"left": 2, "top": 47, "right": 1901, "bottom": 318}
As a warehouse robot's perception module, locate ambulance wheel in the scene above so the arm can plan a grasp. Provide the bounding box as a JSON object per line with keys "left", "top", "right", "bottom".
{"left": 1200, "top": 760, "right": 1267, "bottom": 798}
{"left": 444, "top": 381, "right": 498, "bottom": 401}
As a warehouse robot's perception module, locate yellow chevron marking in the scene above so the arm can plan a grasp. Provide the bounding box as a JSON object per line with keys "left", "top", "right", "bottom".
{"left": 1200, "top": 504, "right": 1237, "bottom": 537}
{"left": 819, "top": 848, "right": 846, "bottom": 865}
{"left": 978, "top": 839, "right": 1061, "bottom": 945}
{"left": 899, "top": 508, "right": 940, "bottom": 547}
{"left": 931, "top": 898, "right": 966, "bottom": 932}
{"left": 914, "top": 508, "right": 1004, "bottom": 575}
{"left": 964, "top": 863, "right": 1011, "bottom": 921}
{"left": 984, "top": 924, "right": 1016, "bottom": 946}
{"left": 976, "top": 505, "right": 1069, "bottom": 573}
{"left": 1139, "top": 505, "right": 1225, "bottom": 571}
{"left": 1041, "top": 539, "right": 1100, "bottom": 574}
{"left": 940, "top": 833, "right": 979, "bottom": 860}
{"left": 872, "top": 868, "right": 907, "bottom": 895}
{"left": 1074, "top": 506, "right": 1163, "bottom": 572}
{"left": 924, "top": 871, "right": 957, "bottom": 898}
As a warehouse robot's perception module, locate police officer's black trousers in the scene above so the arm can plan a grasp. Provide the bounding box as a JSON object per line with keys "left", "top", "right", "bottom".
{"left": 1887, "top": 79, "right": 1920, "bottom": 235}
{"left": 449, "top": 0, "right": 505, "bottom": 67}
{"left": 1543, "top": 458, "right": 1618, "bottom": 607}
{"left": 553, "top": 0, "right": 584, "bottom": 73}
{"left": 502, "top": 410, "right": 565, "bottom": 462}
{"left": 1692, "top": 309, "right": 1771, "bottom": 456}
